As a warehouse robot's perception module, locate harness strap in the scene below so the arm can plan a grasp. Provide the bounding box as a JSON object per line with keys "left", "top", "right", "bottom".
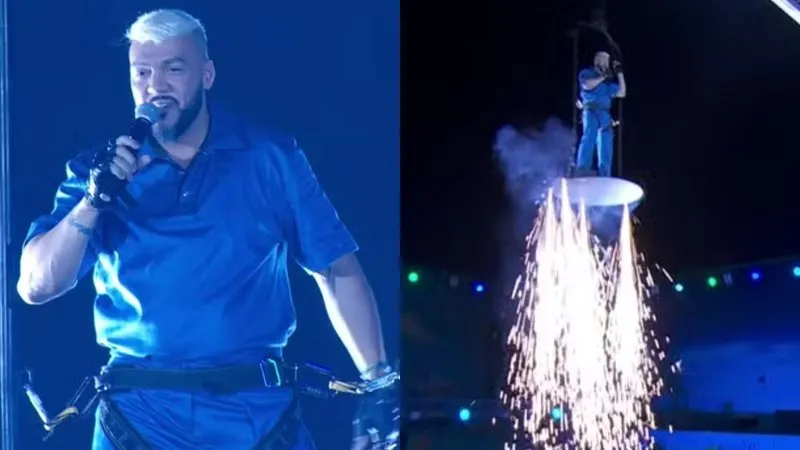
{"left": 581, "top": 102, "right": 610, "bottom": 112}
{"left": 96, "top": 359, "right": 294, "bottom": 394}
{"left": 252, "top": 394, "right": 302, "bottom": 450}
{"left": 97, "top": 394, "right": 150, "bottom": 450}
{"left": 581, "top": 105, "right": 615, "bottom": 131}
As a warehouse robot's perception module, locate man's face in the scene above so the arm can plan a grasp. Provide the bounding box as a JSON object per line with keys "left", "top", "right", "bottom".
{"left": 594, "top": 52, "right": 610, "bottom": 71}
{"left": 129, "top": 35, "right": 215, "bottom": 141}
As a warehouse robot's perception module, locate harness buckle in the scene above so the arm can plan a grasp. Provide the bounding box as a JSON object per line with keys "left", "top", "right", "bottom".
{"left": 258, "top": 358, "right": 283, "bottom": 387}
{"left": 23, "top": 369, "right": 101, "bottom": 441}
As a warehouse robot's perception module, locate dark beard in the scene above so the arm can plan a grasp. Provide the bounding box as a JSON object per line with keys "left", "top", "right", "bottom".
{"left": 160, "top": 86, "right": 204, "bottom": 141}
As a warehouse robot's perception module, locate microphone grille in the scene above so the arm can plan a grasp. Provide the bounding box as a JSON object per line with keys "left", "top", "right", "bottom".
{"left": 135, "top": 103, "right": 161, "bottom": 123}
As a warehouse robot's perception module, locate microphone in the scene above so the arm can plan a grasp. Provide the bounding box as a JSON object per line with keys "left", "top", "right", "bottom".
{"left": 129, "top": 102, "right": 162, "bottom": 143}
{"left": 86, "top": 103, "right": 162, "bottom": 207}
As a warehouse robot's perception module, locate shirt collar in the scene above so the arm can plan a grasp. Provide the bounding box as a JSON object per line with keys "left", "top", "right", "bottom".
{"left": 202, "top": 102, "right": 249, "bottom": 151}
{"left": 139, "top": 102, "right": 248, "bottom": 160}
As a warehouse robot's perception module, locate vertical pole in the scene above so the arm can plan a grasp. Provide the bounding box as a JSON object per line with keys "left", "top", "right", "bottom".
{"left": 616, "top": 98, "right": 623, "bottom": 177}
{"left": 0, "top": 0, "right": 14, "bottom": 446}
{"left": 569, "top": 31, "right": 579, "bottom": 177}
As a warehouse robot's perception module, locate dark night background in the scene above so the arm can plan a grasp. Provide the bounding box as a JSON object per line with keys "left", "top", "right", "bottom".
{"left": 402, "top": 0, "right": 800, "bottom": 280}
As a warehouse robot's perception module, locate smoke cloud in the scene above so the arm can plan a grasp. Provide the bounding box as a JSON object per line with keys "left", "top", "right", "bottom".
{"left": 491, "top": 117, "right": 576, "bottom": 302}
{"left": 492, "top": 116, "right": 628, "bottom": 249}
{"left": 492, "top": 117, "right": 574, "bottom": 215}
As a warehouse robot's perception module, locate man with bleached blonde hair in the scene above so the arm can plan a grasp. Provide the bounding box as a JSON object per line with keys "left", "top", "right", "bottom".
{"left": 574, "top": 50, "right": 626, "bottom": 177}
{"left": 18, "top": 8, "right": 398, "bottom": 450}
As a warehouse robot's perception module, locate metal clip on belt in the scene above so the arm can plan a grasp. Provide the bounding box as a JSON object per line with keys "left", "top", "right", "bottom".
{"left": 297, "top": 360, "right": 399, "bottom": 397}
{"left": 328, "top": 370, "right": 400, "bottom": 395}
{"left": 24, "top": 370, "right": 100, "bottom": 441}
{"left": 23, "top": 360, "right": 401, "bottom": 441}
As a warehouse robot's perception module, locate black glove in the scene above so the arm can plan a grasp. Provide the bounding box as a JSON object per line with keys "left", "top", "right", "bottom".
{"left": 351, "top": 380, "right": 399, "bottom": 449}
{"left": 612, "top": 60, "right": 623, "bottom": 75}
{"left": 84, "top": 144, "right": 125, "bottom": 209}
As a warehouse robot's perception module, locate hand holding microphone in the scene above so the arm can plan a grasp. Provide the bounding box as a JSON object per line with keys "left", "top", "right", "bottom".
{"left": 85, "top": 103, "right": 160, "bottom": 209}
{"left": 104, "top": 135, "right": 141, "bottom": 182}
{"left": 612, "top": 60, "right": 623, "bottom": 75}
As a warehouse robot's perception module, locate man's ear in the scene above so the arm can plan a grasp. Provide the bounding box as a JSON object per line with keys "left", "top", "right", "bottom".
{"left": 203, "top": 59, "right": 216, "bottom": 90}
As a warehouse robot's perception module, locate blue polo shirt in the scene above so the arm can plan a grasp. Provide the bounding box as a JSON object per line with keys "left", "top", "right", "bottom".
{"left": 578, "top": 68, "right": 620, "bottom": 110}
{"left": 24, "top": 105, "right": 359, "bottom": 368}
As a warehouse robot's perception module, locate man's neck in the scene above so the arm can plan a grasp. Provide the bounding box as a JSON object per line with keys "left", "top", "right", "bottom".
{"left": 158, "top": 107, "right": 210, "bottom": 167}
{"left": 175, "top": 106, "right": 210, "bottom": 149}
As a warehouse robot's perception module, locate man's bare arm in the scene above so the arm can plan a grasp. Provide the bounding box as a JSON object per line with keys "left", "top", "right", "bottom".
{"left": 310, "top": 253, "right": 388, "bottom": 379}
{"left": 17, "top": 198, "right": 99, "bottom": 305}
{"left": 581, "top": 75, "right": 607, "bottom": 91}
{"left": 615, "top": 73, "right": 627, "bottom": 98}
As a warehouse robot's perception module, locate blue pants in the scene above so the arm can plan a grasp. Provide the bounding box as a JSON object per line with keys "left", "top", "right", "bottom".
{"left": 92, "top": 387, "right": 316, "bottom": 449}
{"left": 576, "top": 109, "right": 614, "bottom": 177}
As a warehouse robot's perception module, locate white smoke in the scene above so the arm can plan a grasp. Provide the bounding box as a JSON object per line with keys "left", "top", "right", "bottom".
{"left": 492, "top": 117, "right": 574, "bottom": 210}
{"left": 492, "top": 117, "right": 577, "bottom": 295}
{"left": 493, "top": 116, "right": 632, "bottom": 243}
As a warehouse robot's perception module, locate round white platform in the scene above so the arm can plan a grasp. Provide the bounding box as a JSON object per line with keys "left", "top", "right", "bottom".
{"left": 552, "top": 176, "right": 645, "bottom": 209}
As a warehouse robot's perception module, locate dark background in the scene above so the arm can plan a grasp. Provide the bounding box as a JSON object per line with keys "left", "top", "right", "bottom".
{"left": 8, "top": 1, "right": 398, "bottom": 449}
{"left": 402, "top": 0, "right": 800, "bottom": 281}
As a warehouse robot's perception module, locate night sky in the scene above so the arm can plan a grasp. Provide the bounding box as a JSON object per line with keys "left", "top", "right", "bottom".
{"left": 402, "top": 0, "right": 800, "bottom": 281}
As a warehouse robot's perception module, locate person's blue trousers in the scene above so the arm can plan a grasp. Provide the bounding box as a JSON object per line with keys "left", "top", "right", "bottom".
{"left": 575, "top": 108, "right": 614, "bottom": 177}
{"left": 92, "top": 387, "right": 316, "bottom": 449}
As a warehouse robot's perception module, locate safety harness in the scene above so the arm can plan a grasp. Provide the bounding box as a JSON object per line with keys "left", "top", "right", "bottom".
{"left": 24, "top": 357, "right": 399, "bottom": 449}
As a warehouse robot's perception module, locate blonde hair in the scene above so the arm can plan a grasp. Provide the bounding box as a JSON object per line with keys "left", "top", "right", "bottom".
{"left": 125, "top": 9, "right": 209, "bottom": 58}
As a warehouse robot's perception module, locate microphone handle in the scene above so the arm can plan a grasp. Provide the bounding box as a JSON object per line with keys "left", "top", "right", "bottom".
{"left": 128, "top": 117, "right": 154, "bottom": 146}
{"left": 105, "top": 117, "right": 153, "bottom": 197}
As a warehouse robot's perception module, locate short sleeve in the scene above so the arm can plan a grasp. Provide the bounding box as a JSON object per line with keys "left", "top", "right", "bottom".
{"left": 278, "top": 139, "right": 359, "bottom": 272}
{"left": 23, "top": 153, "right": 98, "bottom": 280}
{"left": 607, "top": 82, "right": 621, "bottom": 97}
{"left": 578, "top": 69, "right": 596, "bottom": 83}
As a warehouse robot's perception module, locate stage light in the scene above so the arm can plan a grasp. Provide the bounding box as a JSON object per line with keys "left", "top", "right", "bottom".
{"left": 458, "top": 407, "right": 471, "bottom": 422}
{"left": 551, "top": 407, "right": 563, "bottom": 421}
{"left": 407, "top": 271, "right": 420, "bottom": 283}
{"left": 448, "top": 275, "right": 460, "bottom": 288}
{"left": 793, "top": 266, "right": 800, "bottom": 277}
{"left": 674, "top": 283, "right": 684, "bottom": 292}
{"left": 723, "top": 273, "right": 733, "bottom": 286}
{"left": 769, "top": 0, "right": 800, "bottom": 27}
{"left": 707, "top": 277, "right": 718, "bottom": 288}
{"left": 751, "top": 271, "right": 761, "bottom": 281}
{"left": 474, "top": 283, "right": 485, "bottom": 293}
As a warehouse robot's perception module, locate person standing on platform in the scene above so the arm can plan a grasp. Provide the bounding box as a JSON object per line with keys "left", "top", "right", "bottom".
{"left": 574, "top": 51, "right": 626, "bottom": 177}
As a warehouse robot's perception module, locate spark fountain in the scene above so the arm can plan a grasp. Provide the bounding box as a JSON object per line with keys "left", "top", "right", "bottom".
{"left": 501, "top": 179, "right": 663, "bottom": 450}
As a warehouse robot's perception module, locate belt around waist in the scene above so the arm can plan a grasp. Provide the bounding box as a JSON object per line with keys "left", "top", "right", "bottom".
{"left": 96, "top": 358, "right": 294, "bottom": 394}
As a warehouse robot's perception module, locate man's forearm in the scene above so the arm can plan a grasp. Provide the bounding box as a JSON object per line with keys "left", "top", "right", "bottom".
{"left": 617, "top": 73, "right": 627, "bottom": 97}
{"left": 18, "top": 198, "right": 98, "bottom": 305}
{"left": 313, "top": 253, "right": 388, "bottom": 378}
{"left": 583, "top": 76, "right": 607, "bottom": 91}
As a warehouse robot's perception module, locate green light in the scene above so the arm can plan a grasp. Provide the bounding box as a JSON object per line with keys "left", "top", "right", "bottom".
{"left": 707, "top": 277, "right": 718, "bottom": 288}
{"left": 407, "top": 271, "right": 419, "bottom": 283}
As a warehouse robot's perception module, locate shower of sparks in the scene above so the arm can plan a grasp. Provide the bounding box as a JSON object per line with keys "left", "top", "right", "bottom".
{"left": 500, "top": 179, "right": 666, "bottom": 450}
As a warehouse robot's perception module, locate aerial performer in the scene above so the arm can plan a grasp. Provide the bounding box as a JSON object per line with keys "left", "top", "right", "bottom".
{"left": 574, "top": 51, "right": 626, "bottom": 178}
